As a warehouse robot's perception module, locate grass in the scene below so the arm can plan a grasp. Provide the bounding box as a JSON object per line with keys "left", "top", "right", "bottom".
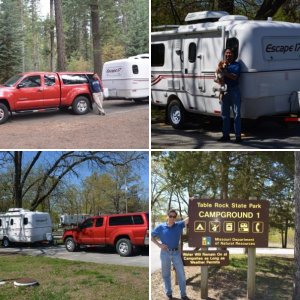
{"left": 268, "top": 227, "right": 295, "bottom": 248}
{"left": 0, "top": 254, "right": 148, "bottom": 300}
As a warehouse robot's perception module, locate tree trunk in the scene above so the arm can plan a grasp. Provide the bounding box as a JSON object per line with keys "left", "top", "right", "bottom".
{"left": 220, "top": 152, "right": 229, "bottom": 200}
{"left": 90, "top": 0, "right": 102, "bottom": 75}
{"left": 255, "top": 0, "right": 288, "bottom": 20}
{"left": 19, "top": 0, "right": 25, "bottom": 72}
{"left": 217, "top": 0, "right": 234, "bottom": 14}
{"left": 50, "top": 0, "right": 55, "bottom": 71}
{"left": 293, "top": 152, "right": 300, "bottom": 299}
{"left": 284, "top": 218, "right": 288, "bottom": 249}
{"left": 13, "top": 152, "right": 23, "bottom": 208}
{"left": 54, "top": 0, "right": 66, "bottom": 71}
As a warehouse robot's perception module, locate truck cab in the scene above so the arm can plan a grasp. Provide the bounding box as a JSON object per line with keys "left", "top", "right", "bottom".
{"left": 0, "top": 72, "right": 97, "bottom": 124}
{"left": 63, "top": 212, "right": 149, "bottom": 256}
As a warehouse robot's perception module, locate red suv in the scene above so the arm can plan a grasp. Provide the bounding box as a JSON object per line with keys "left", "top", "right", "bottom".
{"left": 0, "top": 72, "right": 100, "bottom": 124}
{"left": 62, "top": 212, "right": 149, "bottom": 256}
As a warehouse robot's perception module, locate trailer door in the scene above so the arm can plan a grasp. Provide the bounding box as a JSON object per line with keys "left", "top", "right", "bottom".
{"left": 183, "top": 38, "right": 205, "bottom": 110}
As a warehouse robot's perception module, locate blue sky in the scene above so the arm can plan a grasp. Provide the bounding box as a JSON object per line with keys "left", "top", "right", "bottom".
{"left": 7, "top": 151, "right": 149, "bottom": 194}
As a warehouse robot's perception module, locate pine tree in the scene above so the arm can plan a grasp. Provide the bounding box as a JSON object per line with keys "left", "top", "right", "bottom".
{"left": 0, "top": 0, "right": 23, "bottom": 81}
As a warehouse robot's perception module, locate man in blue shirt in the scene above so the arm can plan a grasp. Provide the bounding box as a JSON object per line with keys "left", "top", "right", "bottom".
{"left": 90, "top": 73, "right": 105, "bottom": 115}
{"left": 152, "top": 209, "right": 190, "bottom": 300}
{"left": 217, "top": 48, "right": 242, "bottom": 143}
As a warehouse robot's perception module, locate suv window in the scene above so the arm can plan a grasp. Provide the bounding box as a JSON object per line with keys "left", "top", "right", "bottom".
{"left": 81, "top": 218, "right": 94, "bottom": 229}
{"left": 61, "top": 74, "right": 89, "bottom": 85}
{"left": 44, "top": 75, "right": 56, "bottom": 86}
{"left": 133, "top": 215, "right": 144, "bottom": 224}
{"left": 109, "top": 216, "right": 133, "bottom": 226}
{"left": 20, "top": 75, "right": 41, "bottom": 88}
{"left": 95, "top": 218, "right": 103, "bottom": 227}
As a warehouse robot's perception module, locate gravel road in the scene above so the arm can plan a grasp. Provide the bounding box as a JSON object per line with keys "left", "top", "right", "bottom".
{"left": 0, "top": 100, "right": 149, "bottom": 149}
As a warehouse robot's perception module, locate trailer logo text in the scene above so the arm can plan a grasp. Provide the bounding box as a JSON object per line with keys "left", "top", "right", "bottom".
{"left": 263, "top": 37, "right": 300, "bottom": 61}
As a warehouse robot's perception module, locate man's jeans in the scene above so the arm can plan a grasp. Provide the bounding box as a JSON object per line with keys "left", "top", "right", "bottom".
{"left": 160, "top": 250, "right": 186, "bottom": 297}
{"left": 221, "top": 87, "right": 241, "bottom": 137}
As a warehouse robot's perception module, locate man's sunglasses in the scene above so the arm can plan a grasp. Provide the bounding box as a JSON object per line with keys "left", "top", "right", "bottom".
{"left": 168, "top": 215, "right": 177, "bottom": 218}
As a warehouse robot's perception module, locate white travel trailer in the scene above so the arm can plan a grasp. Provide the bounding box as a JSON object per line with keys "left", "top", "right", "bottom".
{"left": 151, "top": 11, "right": 300, "bottom": 128}
{"left": 102, "top": 54, "right": 149, "bottom": 102}
{"left": 0, "top": 208, "right": 52, "bottom": 247}
{"left": 59, "top": 214, "right": 90, "bottom": 226}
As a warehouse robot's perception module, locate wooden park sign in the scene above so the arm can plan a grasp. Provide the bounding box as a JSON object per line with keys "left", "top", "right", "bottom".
{"left": 188, "top": 199, "right": 269, "bottom": 248}
{"left": 182, "top": 250, "right": 229, "bottom": 266}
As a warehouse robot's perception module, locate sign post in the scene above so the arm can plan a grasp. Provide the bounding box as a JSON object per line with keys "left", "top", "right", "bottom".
{"left": 188, "top": 198, "right": 269, "bottom": 299}
{"left": 247, "top": 248, "right": 256, "bottom": 299}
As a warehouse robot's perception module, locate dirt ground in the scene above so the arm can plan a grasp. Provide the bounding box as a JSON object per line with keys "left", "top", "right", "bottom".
{"left": 151, "top": 267, "right": 248, "bottom": 300}
{"left": 151, "top": 262, "right": 293, "bottom": 300}
{"left": 0, "top": 102, "right": 149, "bottom": 149}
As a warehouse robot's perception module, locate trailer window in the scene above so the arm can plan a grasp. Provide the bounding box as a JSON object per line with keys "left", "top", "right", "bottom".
{"left": 0, "top": 219, "right": 2, "bottom": 227}
{"left": 23, "top": 218, "right": 28, "bottom": 225}
{"left": 226, "top": 38, "right": 239, "bottom": 60}
{"left": 151, "top": 44, "right": 165, "bottom": 66}
{"left": 10, "top": 219, "right": 14, "bottom": 225}
{"left": 132, "top": 65, "right": 139, "bottom": 74}
{"left": 188, "top": 43, "right": 197, "bottom": 63}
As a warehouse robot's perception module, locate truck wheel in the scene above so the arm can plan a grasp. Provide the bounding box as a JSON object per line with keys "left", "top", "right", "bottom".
{"left": 0, "top": 103, "right": 9, "bottom": 125}
{"left": 72, "top": 96, "right": 90, "bottom": 115}
{"left": 116, "top": 238, "right": 132, "bottom": 257}
{"left": 167, "top": 99, "right": 185, "bottom": 129}
{"left": 65, "top": 237, "right": 77, "bottom": 252}
{"left": 2, "top": 237, "right": 10, "bottom": 248}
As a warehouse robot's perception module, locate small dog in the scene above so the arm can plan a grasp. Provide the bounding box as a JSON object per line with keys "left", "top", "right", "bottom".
{"left": 214, "top": 60, "right": 227, "bottom": 104}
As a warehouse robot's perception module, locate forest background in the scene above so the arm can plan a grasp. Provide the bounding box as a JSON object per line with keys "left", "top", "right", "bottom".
{"left": 0, "top": 151, "right": 149, "bottom": 224}
{"left": 152, "top": 0, "right": 300, "bottom": 26}
{"left": 0, "top": 0, "right": 149, "bottom": 82}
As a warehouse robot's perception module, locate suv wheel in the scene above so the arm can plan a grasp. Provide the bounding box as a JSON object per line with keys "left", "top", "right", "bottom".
{"left": 72, "top": 96, "right": 90, "bottom": 115}
{"left": 2, "top": 237, "right": 10, "bottom": 248}
{"left": 116, "top": 238, "right": 132, "bottom": 257}
{"left": 0, "top": 103, "right": 9, "bottom": 125}
{"left": 65, "top": 237, "right": 77, "bottom": 252}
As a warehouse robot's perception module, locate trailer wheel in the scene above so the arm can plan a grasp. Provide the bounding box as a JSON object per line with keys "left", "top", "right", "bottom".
{"left": 2, "top": 237, "right": 10, "bottom": 248}
{"left": 167, "top": 99, "right": 185, "bottom": 129}
{"left": 116, "top": 238, "right": 132, "bottom": 257}
{"left": 72, "top": 96, "right": 90, "bottom": 115}
{"left": 65, "top": 237, "right": 77, "bottom": 252}
{"left": 0, "top": 103, "right": 9, "bottom": 125}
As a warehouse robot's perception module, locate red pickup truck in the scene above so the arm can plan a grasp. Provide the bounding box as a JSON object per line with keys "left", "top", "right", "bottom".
{"left": 0, "top": 72, "right": 98, "bottom": 124}
{"left": 62, "top": 212, "right": 149, "bottom": 256}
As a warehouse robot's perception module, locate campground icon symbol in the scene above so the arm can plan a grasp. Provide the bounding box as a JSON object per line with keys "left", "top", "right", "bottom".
{"left": 194, "top": 221, "right": 206, "bottom": 232}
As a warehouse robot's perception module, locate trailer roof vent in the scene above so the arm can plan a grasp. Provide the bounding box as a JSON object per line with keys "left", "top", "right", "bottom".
{"left": 185, "top": 11, "right": 229, "bottom": 24}
{"left": 219, "top": 15, "right": 248, "bottom": 21}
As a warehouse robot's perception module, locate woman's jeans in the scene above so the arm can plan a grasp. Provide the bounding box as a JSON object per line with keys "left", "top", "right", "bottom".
{"left": 221, "top": 87, "right": 241, "bottom": 137}
{"left": 160, "top": 250, "right": 186, "bottom": 297}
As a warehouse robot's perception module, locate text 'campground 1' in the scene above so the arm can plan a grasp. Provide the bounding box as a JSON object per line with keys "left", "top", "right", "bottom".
{"left": 188, "top": 199, "right": 269, "bottom": 248}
